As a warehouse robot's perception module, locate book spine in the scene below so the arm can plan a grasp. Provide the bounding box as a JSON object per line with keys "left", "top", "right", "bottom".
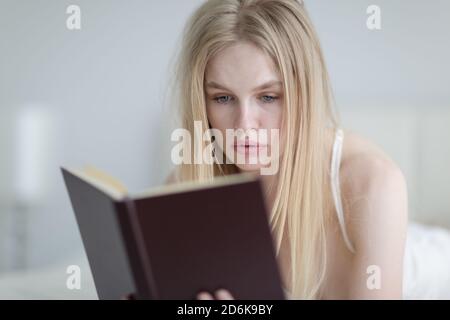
{"left": 115, "top": 199, "right": 159, "bottom": 299}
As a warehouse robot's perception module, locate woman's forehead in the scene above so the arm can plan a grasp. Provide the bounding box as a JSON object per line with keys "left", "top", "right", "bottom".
{"left": 205, "top": 42, "right": 280, "bottom": 91}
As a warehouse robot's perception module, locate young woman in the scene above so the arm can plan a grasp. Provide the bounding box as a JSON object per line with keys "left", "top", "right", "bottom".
{"left": 167, "top": 0, "right": 450, "bottom": 299}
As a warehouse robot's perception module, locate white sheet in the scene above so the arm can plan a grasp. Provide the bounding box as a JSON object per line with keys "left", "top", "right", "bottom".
{"left": 403, "top": 222, "right": 450, "bottom": 299}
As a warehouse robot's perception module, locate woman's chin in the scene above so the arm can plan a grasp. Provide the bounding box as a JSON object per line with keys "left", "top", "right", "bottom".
{"left": 234, "top": 162, "right": 266, "bottom": 173}
{"left": 222, "top": 153, "right": 280, "bottom": 175}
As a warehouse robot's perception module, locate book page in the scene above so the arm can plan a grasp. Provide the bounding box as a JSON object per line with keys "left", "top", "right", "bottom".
{"left": 133, "top": 172, "right": 258, "bottom": 199}
{"left": 62, "top": 165, "right": 129, "bottom": 200}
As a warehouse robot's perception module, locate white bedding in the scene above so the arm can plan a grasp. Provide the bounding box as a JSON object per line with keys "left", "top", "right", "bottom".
{"left": 0, "top": 251, "right": 98, "bottom": 300}
{"left": 403, "top": 222, "right": 450, "bottom": 299}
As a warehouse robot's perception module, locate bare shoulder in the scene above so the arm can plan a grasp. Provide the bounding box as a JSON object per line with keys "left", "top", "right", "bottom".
{"left": 339, "top": 129, "right": 407, "bottom": 197}
{"left": 339, "top": 130, "right": 408, "bottom": 247}
{"left": 333, "top": 130, "right": 408, "bottom": 298}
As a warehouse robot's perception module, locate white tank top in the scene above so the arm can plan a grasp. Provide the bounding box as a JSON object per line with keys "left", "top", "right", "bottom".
{"left": 330, "top": 128, "right": 355, "bottom": 253}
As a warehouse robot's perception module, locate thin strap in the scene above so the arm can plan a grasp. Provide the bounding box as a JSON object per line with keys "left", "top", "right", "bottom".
{"left": 330, "top": 129, "right": 356, "bottom": 253}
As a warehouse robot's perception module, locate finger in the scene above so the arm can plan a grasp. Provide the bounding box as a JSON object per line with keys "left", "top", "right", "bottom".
{"left": 120, "top": 293, "right": 135, "bottom": 300}
{"left": 197, "top": 291, "right": 214, "bottom": 300}
{"left": 215, "top": 289, "right": 234, "bottom": 300}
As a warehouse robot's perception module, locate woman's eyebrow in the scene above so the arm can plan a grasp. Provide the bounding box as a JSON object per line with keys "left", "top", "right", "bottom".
{"left": 205, "top": 80, "right": 282, "bottom": 91}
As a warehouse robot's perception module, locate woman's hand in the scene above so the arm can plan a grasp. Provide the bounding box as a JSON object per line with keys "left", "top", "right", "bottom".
{"left": 121, "top": 293, "right": 136, "bottom": 300}
{"left": 197, "top": 289, "right": 234, "bottom": 300}
{"left": 120, "top": 289, "right": 235, "bottom": 300}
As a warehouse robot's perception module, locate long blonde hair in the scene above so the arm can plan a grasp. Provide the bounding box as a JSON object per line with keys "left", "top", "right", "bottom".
{"left": 170, "top": 0, "right": 339, "bottom": 299}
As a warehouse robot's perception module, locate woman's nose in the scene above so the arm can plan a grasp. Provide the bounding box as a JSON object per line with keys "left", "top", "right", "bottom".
{"left": 234, "top": 101, "right": 259, "bottom": 130}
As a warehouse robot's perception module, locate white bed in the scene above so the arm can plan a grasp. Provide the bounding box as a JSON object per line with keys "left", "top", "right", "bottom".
{"left": 0, "top": 251, "right": 98, "bottom": 300}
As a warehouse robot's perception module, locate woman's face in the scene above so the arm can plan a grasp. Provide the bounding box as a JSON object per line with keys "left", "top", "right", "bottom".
{"left": 205, "top": 41, "right": 284, "bottom": 173}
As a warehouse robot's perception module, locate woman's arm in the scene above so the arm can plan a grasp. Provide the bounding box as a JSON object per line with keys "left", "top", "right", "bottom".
{"left": 343, "top": 155, "right": 408, "bottom": 299}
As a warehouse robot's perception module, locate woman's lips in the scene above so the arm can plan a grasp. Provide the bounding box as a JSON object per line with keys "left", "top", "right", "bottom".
{"left": 233, "top": 143, "right": 268, "bottom": 155}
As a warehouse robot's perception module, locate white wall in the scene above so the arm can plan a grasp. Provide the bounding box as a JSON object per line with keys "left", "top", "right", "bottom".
{"left": 307, "top": 0, "right": 450, "bottom": 108}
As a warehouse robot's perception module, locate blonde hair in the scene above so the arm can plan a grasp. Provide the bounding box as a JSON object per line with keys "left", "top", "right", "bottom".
{"left": 171, "top": 0, "right": 339, "bottom": 299}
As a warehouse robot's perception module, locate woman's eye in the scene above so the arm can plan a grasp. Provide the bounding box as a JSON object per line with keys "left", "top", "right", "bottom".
{"left": 261, "top": 95, "right": 278, "bottom": 103}
{"left": 213, "top": 96, "right": 233, "bottom": 104}
{"left": 212, "top": 95, "right": 278, "bottom": 104}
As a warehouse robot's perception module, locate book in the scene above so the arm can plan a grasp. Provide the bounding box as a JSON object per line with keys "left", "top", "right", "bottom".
{"left": 61, "top": 165, "right": 286, "bottom": 300}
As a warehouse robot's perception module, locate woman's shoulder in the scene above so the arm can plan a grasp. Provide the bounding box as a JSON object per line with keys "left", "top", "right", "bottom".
{"left": 328, "top": 129, "right": 408, "bottom": 297}
{"left": 339, "top": 129, "right": 406, "bottom": 195}
{"left": 338, "top": 129, "right": 408, "bottom": 248}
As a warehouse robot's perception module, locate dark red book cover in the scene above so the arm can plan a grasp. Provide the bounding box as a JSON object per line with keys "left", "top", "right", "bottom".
{"left": 62, "top": 167, "right": 285, "bottom": 300}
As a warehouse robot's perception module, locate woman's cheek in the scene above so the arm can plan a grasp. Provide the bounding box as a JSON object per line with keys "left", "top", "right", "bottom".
{"left": 208, "top": 107, "right": 235, "bottom": 131}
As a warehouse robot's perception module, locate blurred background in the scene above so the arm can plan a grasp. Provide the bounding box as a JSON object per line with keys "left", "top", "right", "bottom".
{"left": 0, "top": 0, "right": 449, "bottom": 299}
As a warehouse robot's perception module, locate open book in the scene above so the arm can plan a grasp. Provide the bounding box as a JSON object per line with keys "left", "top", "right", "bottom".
{"left": 61, "top": 166, "right": 285, "bottom": 300}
